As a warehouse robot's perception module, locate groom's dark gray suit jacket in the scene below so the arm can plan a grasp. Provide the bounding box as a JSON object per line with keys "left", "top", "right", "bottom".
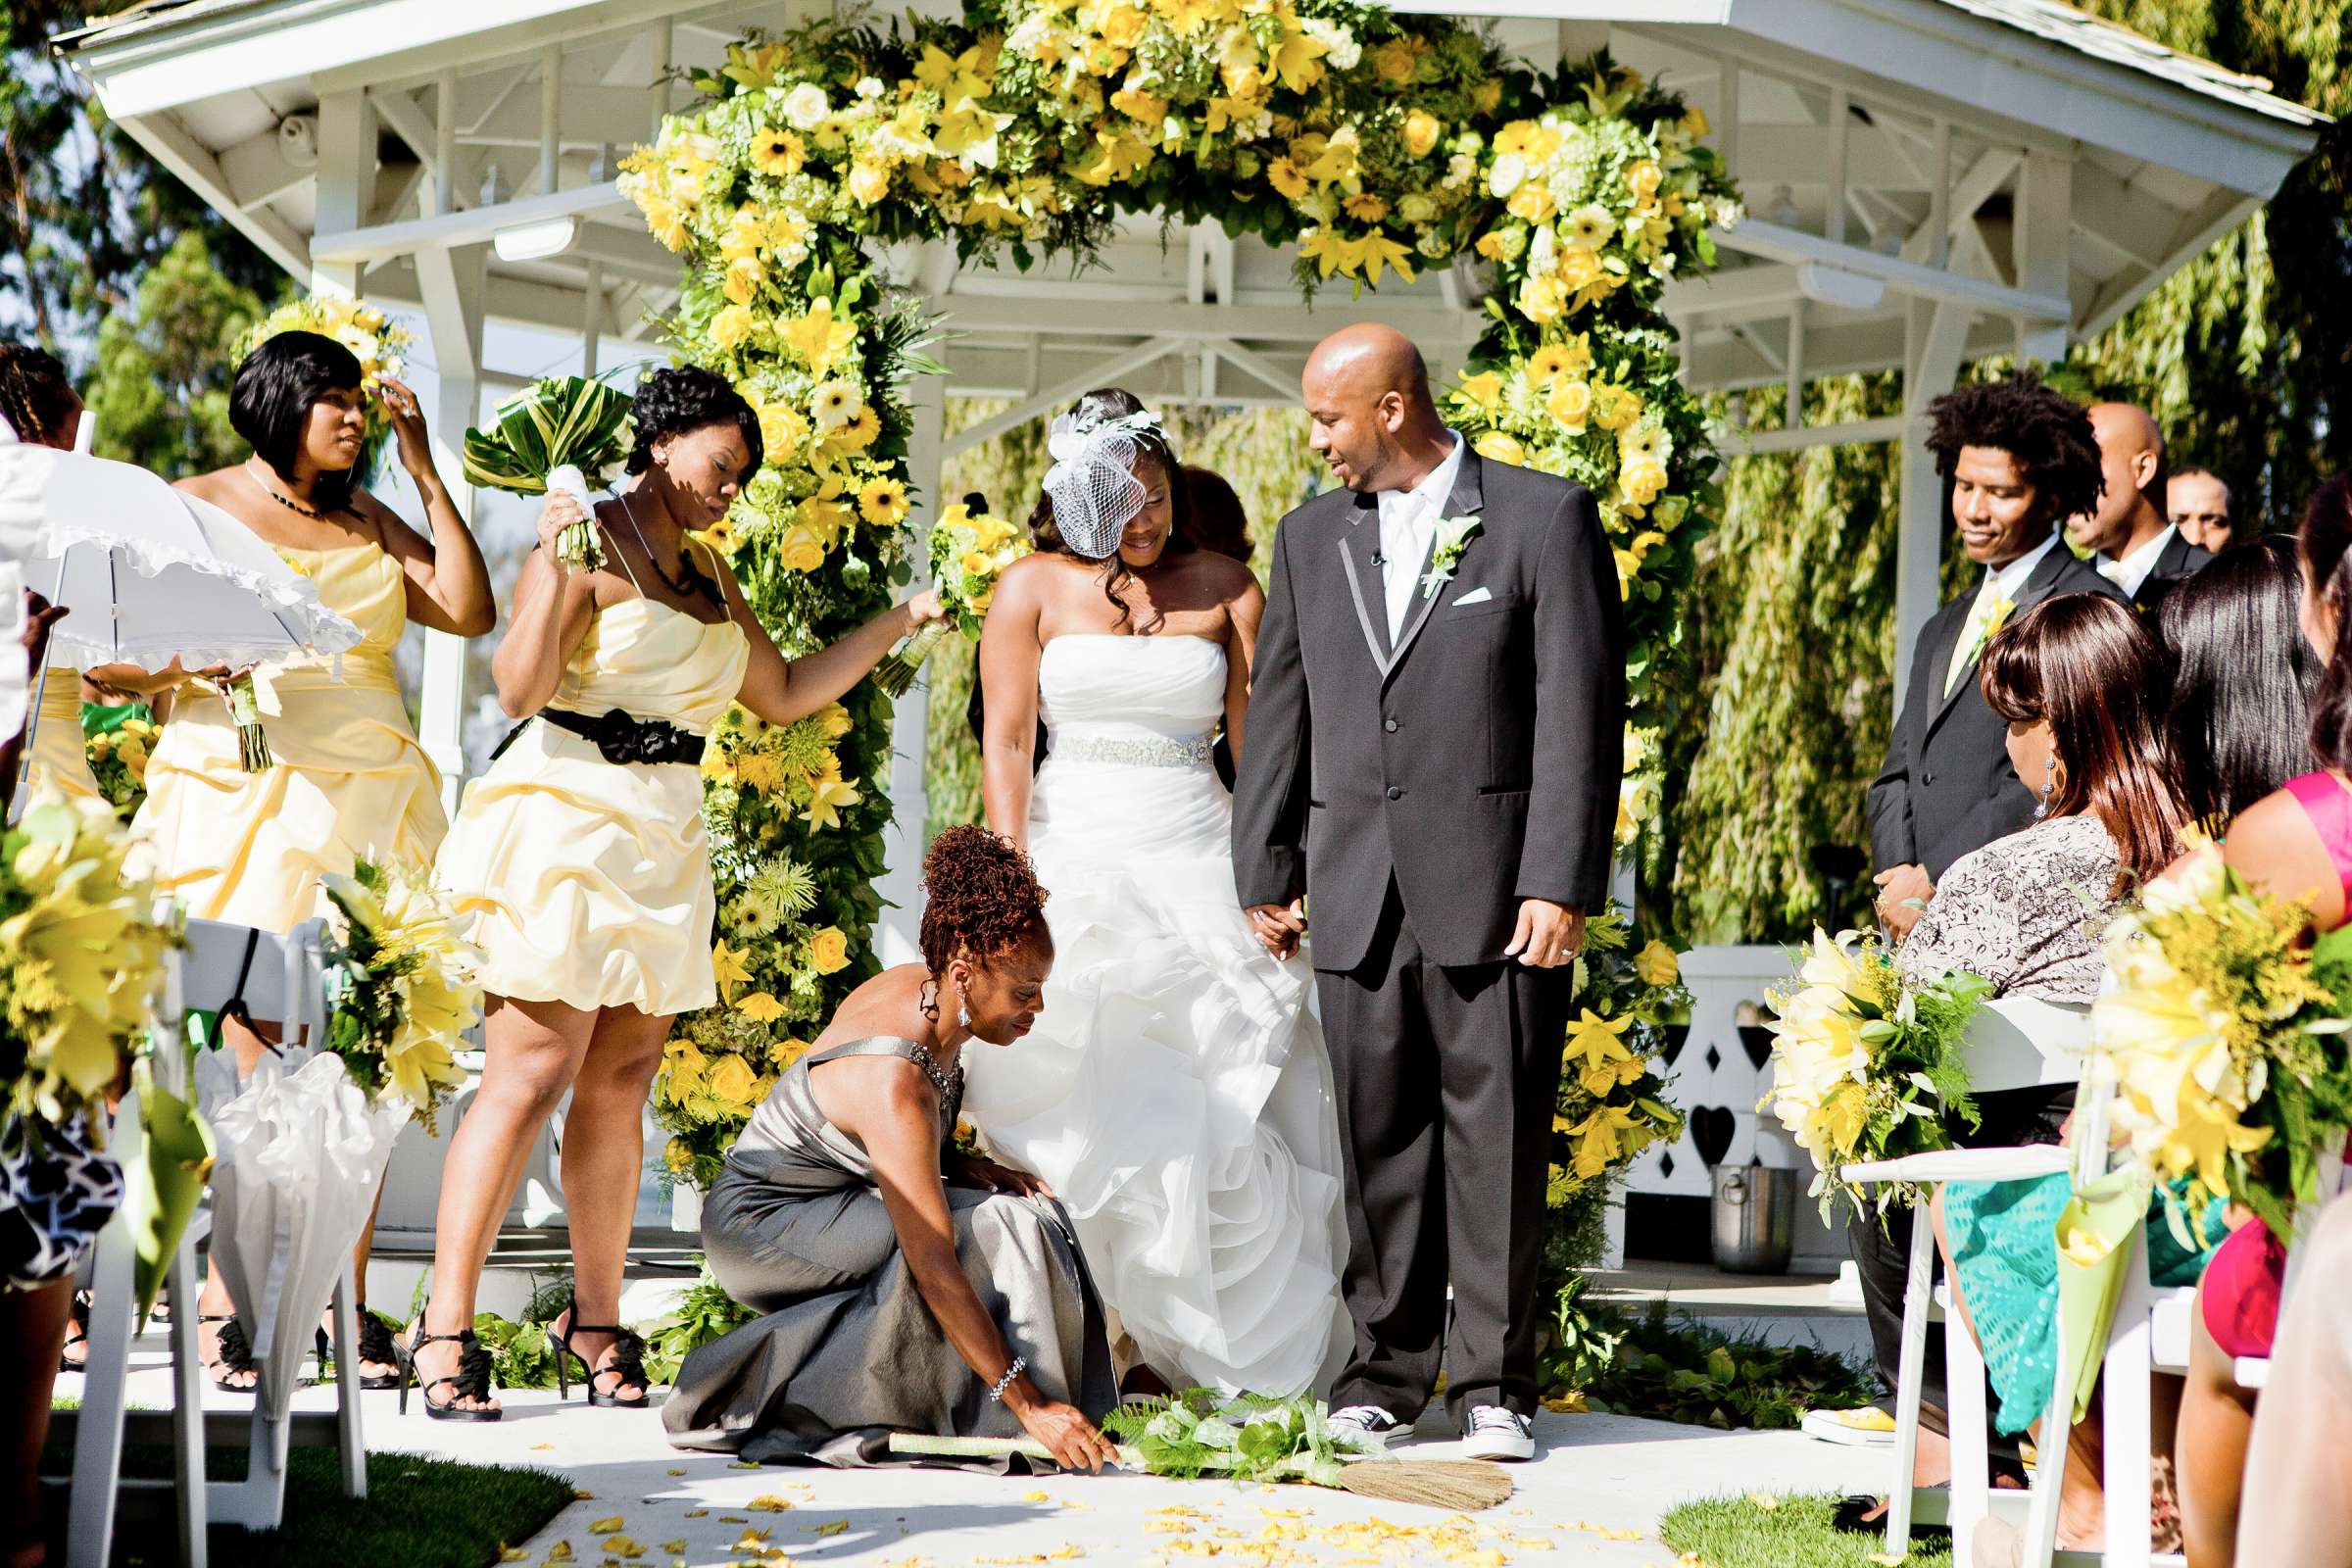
{"left": 1232, "top": 448, "right": 1626, "bottom": 969}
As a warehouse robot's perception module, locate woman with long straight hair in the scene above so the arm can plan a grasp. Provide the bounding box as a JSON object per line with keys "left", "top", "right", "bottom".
{"left": 1888, "top": 593, "right": 2188, "bottom": 1558}
{"left": 2158, "top": 535, "right": 2323, "bottom": 832}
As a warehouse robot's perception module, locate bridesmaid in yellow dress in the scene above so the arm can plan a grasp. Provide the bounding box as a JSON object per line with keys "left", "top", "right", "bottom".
{"left": 403, "top": 366, "right": 944, "bottom": 1420}
{"left": 96, "top": 328, "right": 495, "bottom": 1391}
{"left": 0, "top": 346, "right": 109, "bottom": 808}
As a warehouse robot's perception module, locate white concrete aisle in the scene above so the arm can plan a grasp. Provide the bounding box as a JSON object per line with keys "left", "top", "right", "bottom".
{"left": 65, "top": 1335, "right": 1885, "bottom": 1567}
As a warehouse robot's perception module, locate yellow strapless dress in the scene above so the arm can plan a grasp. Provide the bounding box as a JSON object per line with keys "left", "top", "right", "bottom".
{"left": 437, "top": 597, "right": 749, "bottom": 1016}
{"left": 27, "top": 675, "right": 102, "bottom": 805}
{"left": 133, "top": 542, "right": 446, "bottom": 933}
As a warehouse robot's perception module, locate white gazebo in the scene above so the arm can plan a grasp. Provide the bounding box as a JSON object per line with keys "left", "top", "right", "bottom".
{"left": 58, "top": 0, "right": 2322, "bottom": 1248}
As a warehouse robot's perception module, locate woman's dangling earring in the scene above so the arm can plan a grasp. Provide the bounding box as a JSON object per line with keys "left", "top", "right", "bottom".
{"left": 2034, "top": 755, "right": 2056, "bottom": 819}
{"left": 956, "top": 1003, "right": 972, "bottom": 1033}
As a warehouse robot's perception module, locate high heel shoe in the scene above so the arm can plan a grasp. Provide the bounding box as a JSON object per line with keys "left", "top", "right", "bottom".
{"left": 59, "top": 1292, "right": 91, "bottom": 1374}
{"left": 548, "top": 1308, "right": 651, "bottom": 1409}
{"left": 392, "top": 1325, "right": 501, "bottom": 1422}
{"left": 316, "top": 1313, "right": 404, "bottom": 1390}
{"left": 198, "top": 1312, "right": 259, "bottom": 1394}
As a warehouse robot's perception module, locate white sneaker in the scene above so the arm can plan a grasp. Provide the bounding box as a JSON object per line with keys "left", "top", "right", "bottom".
{"left": 1461, "top": 1405, "right": 1535, "bottom": 1462}
{"left": 1326, "top": 1404, "right": 1407, "bottom": 1451}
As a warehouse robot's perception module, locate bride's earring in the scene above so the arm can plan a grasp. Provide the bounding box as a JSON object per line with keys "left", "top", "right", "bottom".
{"left": 2034, "top": 755, "right": 2056, "bottom": 819}
{"left": 957, "top": 1004, "right": 972, "bottom": 1032}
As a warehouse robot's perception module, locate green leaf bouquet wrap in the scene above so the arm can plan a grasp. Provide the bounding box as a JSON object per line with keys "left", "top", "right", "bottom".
{"left": 463, "top": 375, "right": 636, "bottom": 571}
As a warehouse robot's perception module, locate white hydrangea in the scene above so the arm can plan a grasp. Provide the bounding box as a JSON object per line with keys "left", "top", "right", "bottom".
{"left": 1300, "top": 19, "right": 1360, "bottom": 72}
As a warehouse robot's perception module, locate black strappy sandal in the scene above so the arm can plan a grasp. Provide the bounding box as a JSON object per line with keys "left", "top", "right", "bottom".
{"left": 392, "top": 1327, "right": 501, "bottom": 1422}
{"left": 315, "top": 1312, "right": 402, "bottom": 1390}
{"left": 548, "top": 1310, "right": 652, "bottom": 1409}
{"left": 199, "top": 1312, "right": 259, "bottom": 1394}
{"left": 59, "top": 1291, "right": 90, "bottom": 1373}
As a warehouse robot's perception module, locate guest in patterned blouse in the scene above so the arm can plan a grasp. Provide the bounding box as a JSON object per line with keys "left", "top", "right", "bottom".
{"left": 1905, "top": 593, "right": 2190, "bottom": 1558}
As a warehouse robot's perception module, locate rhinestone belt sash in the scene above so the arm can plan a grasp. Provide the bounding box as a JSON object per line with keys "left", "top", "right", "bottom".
{"left": 1056, "top": 733, "right": 1213, "bottom": 768}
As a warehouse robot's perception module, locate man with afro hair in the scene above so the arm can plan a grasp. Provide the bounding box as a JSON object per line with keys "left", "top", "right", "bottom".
{"left": 1838, "top": 371, "right": 2121, "bottom": 1522}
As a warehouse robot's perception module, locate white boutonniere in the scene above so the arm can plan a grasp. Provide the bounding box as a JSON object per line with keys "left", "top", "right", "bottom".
{"left": 1420, "top": 514, "right": 1483, "bottom": 599}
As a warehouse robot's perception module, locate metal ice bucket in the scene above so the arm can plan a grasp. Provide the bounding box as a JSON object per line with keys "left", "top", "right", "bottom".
{"left": 1710, "top": 1162, "right": 1796, "bottom": 1275}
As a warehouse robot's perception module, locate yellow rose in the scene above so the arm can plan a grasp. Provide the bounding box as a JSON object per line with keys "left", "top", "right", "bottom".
{"left": 759, "top": 401, "right": 807, "bottom": 460}
{"left": 1619, "top": 455, "right": 1669, "bottom": 508}
{"left": 848, "top": 159, "right": 893, "bottom": 206}
{"left": 808, "top": 926, "right": 852, "bottom": 975}
{"left": 1402, "top": 110, "right": 1441, "bottom": 159}
{"left": 1472, "top": 79, "right": 1502, "bottom": 115}
{"left": 708, "top": 305, "right": 759, "bottom": 352}
{"left": 1545, "top": 379, "right": 1592, "bottom": 432}
{"left": 1373, "top": 38, "right": 1416, "bottom": 85}
{"left": 663, "top": 1137, "right": 696, "bottom": 1175}
{"left": 1626, "top": 160, "right": 1664, "bottom": 203}
{"left": 1516, "top": 272, "right": 1568, "bottom": 324}
{"left": 707, "top": 1053, "right": 760, "bottom": 1110}
{"left": 778, "top": 523, "right": 828, "bottom": 573}
{"left": 1506, "top": 182, "right": 1555, "bottom": 223}
{"left": 1634, "top": 940, "right": 1680, "bottom": 987}
{"left": 1474, "top": 430, "right": 1525, "bottom": 466}
{"left": 723, "top": 253, "right": 766, "bottom": 307}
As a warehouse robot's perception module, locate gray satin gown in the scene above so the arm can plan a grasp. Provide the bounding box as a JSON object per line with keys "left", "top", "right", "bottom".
{"left": 662, "top": 1035, "right": 1116, "bottom": 1464}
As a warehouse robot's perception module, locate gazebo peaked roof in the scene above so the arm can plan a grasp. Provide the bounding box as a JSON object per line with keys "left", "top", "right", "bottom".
{"left": 52, "top": 0, "right": 2326, "bottom": 741}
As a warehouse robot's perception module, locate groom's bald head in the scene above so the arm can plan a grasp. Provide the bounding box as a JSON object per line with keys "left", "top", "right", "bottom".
{"left": 1302, "top": 323, "right": 1450, "bottom": 493}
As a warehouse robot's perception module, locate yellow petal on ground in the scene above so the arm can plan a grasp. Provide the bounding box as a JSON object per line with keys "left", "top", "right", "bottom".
{"left": 728, "top": 1459, "right": 763, "bottom": 1469}
{"left": 1146, "top": 1520, "right": 1197, "bottom": 1534}
{"left": 503, "top": 1551, "right": 529, "bottom": 1564}
{"left": 811, "top": 1521, "right": 850, "bottom": 1536}
{"left": 1746, "top": 1492, "right": 1780, "bottom": 1510}
{"left": 544, "top": 1545, "right": 576, "bottom": 1564}
{"left": 748, "top": 1495, "right": 795, "bottom": 1511}
{"left": 1022, "top": 1491, "right": 1050, "bottom": 1502}
{"left": 665, "top": 1468, "right": 687, "bottom": 1476}
{"left": 589, "top": 1518, "right": 624, "bottom": 1535}
{"left": 662, "top": 1545, "right": 685, "bottom": 1555}
{"left": 532, "top": 1443, "right": 555, "bottom": 1450}
{"left": 604, "top": 1540, "right": 647, "bottom": 1561}
{"left": 683, "top": 1510, "right": 708, "bottom": 1518}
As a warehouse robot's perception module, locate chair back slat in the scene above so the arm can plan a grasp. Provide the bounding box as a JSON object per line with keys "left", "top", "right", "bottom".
{"left": 177, "top": 917, "right": 329, "bottom": 1051}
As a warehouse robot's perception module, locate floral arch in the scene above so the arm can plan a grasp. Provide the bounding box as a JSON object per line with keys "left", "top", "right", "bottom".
{"left": 623, "top": 0, "right": 1740, "bottom": 1204}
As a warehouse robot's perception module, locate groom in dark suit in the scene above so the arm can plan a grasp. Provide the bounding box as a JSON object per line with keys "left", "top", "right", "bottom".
{"left": 1232, "top": 324, "right": 1624, "bottom": 1461}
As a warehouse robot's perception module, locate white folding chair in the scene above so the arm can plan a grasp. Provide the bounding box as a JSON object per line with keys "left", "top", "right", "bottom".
{"left": 62, "top": 913, "right": 367, "bottom": 1568}
{"left": 1840, "top": 997, "right": 2088, "bottom": 1566}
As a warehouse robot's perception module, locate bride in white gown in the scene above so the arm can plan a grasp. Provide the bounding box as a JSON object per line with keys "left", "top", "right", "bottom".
{"left": 965, "top": 390, "right": 1348, "bottom": 1397}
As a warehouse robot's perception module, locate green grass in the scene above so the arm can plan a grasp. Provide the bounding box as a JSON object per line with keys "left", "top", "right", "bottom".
{"left": 1660, "top": 1493, "right": 1954, "bottom": 1568}
{"left": 41, "top": 1445, "right": 574, "bottom": 1568}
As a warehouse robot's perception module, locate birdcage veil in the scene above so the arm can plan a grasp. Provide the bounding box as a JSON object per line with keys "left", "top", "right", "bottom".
{"left": 1043, "top": 406, "right": 1166, "bottom": 560}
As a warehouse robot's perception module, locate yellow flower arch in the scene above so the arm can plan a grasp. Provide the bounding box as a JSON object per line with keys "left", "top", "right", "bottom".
{"left": 623, "top": 3, "right": 1740, "bottom": 1188}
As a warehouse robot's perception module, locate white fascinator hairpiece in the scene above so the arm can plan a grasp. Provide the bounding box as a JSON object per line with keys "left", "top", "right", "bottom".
{"left": 1043, "top": 406, "right": 1165, "bottom": 560}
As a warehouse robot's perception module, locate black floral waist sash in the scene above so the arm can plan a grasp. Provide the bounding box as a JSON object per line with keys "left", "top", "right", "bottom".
{"left": 491, "top": 706, "right": 705, "bottom": 767}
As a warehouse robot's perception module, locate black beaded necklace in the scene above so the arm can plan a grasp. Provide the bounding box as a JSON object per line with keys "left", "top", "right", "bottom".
{"left": 243, "top": 459, "right": 341, "bottom": 520}
{"left": 619, "top": 489, "right": 716, "bottom": 603}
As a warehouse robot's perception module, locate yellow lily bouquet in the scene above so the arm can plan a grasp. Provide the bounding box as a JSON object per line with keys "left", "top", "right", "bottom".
{"left": 318, "top": 858, "right": 482, "bottom": 1133}
{"left": 1760, "top": 928, "right": 1991, "bottom": 1219}
{"left": 1, "top": 788, "right": 172, "bottom": 1138}
{"left": 2092, "top": 841, "right": 2352, "bottom": 1241}
{"left": 872, "top": 501, "right": 1031, "bottom": 698}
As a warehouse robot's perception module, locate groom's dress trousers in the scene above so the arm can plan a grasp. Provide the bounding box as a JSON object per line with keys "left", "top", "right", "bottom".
{"left": 1233, "top": 447, "right": 1624, "bottom": 1421}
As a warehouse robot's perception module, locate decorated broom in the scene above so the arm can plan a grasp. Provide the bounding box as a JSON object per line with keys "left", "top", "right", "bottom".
{"left": 463, "top": 375, "right": 636, "bottom": 572}
{"left": 888, "top": 1391, "right": 1514, "bottom": 1512}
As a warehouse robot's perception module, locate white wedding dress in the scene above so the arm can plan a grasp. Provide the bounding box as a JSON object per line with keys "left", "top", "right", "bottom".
{"left": 962, "top": 634, "right": 1349, "bottom": 1396}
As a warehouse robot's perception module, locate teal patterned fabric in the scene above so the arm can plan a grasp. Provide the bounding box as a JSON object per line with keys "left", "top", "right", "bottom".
{"left": 1944, "top": 1175, "right": 2224, "bottom": 1434}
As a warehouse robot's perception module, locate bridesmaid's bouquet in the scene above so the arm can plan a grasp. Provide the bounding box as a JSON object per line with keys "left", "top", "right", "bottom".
{"left": 0, "top": 788, "right": 171, "bottom": 1138}
{"left": 82, "top": 707, "right": 159, "bottom": 821}
{"left": 318, "top": 858, "right": 482, "bottom": 1133}
{"left": 1760, "top": 927, "right": 1991, "bottom": 1219}
{"left": 871, "top": 500, "right": 1030, "bottom": 698}
{"left": 2094, "top": 841, "right": 2352, "bottom": 1240}
{"left": 463, "top": 375, "right": 636, "bottom": 572}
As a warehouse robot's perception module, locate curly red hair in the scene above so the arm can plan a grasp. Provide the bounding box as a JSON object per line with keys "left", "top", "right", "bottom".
{"left": 918, "top": 825, "right": 1052, "bottom": 980}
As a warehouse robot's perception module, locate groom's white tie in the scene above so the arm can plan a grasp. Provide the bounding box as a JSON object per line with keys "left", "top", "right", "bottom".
{"left": 1378, "top": 492, "right": 1437, "bottom": 640}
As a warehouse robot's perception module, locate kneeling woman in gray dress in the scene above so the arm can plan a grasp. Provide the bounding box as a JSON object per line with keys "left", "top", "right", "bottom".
{"left": 663, "top": 826, "right": 1120, "bottom": 1470}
